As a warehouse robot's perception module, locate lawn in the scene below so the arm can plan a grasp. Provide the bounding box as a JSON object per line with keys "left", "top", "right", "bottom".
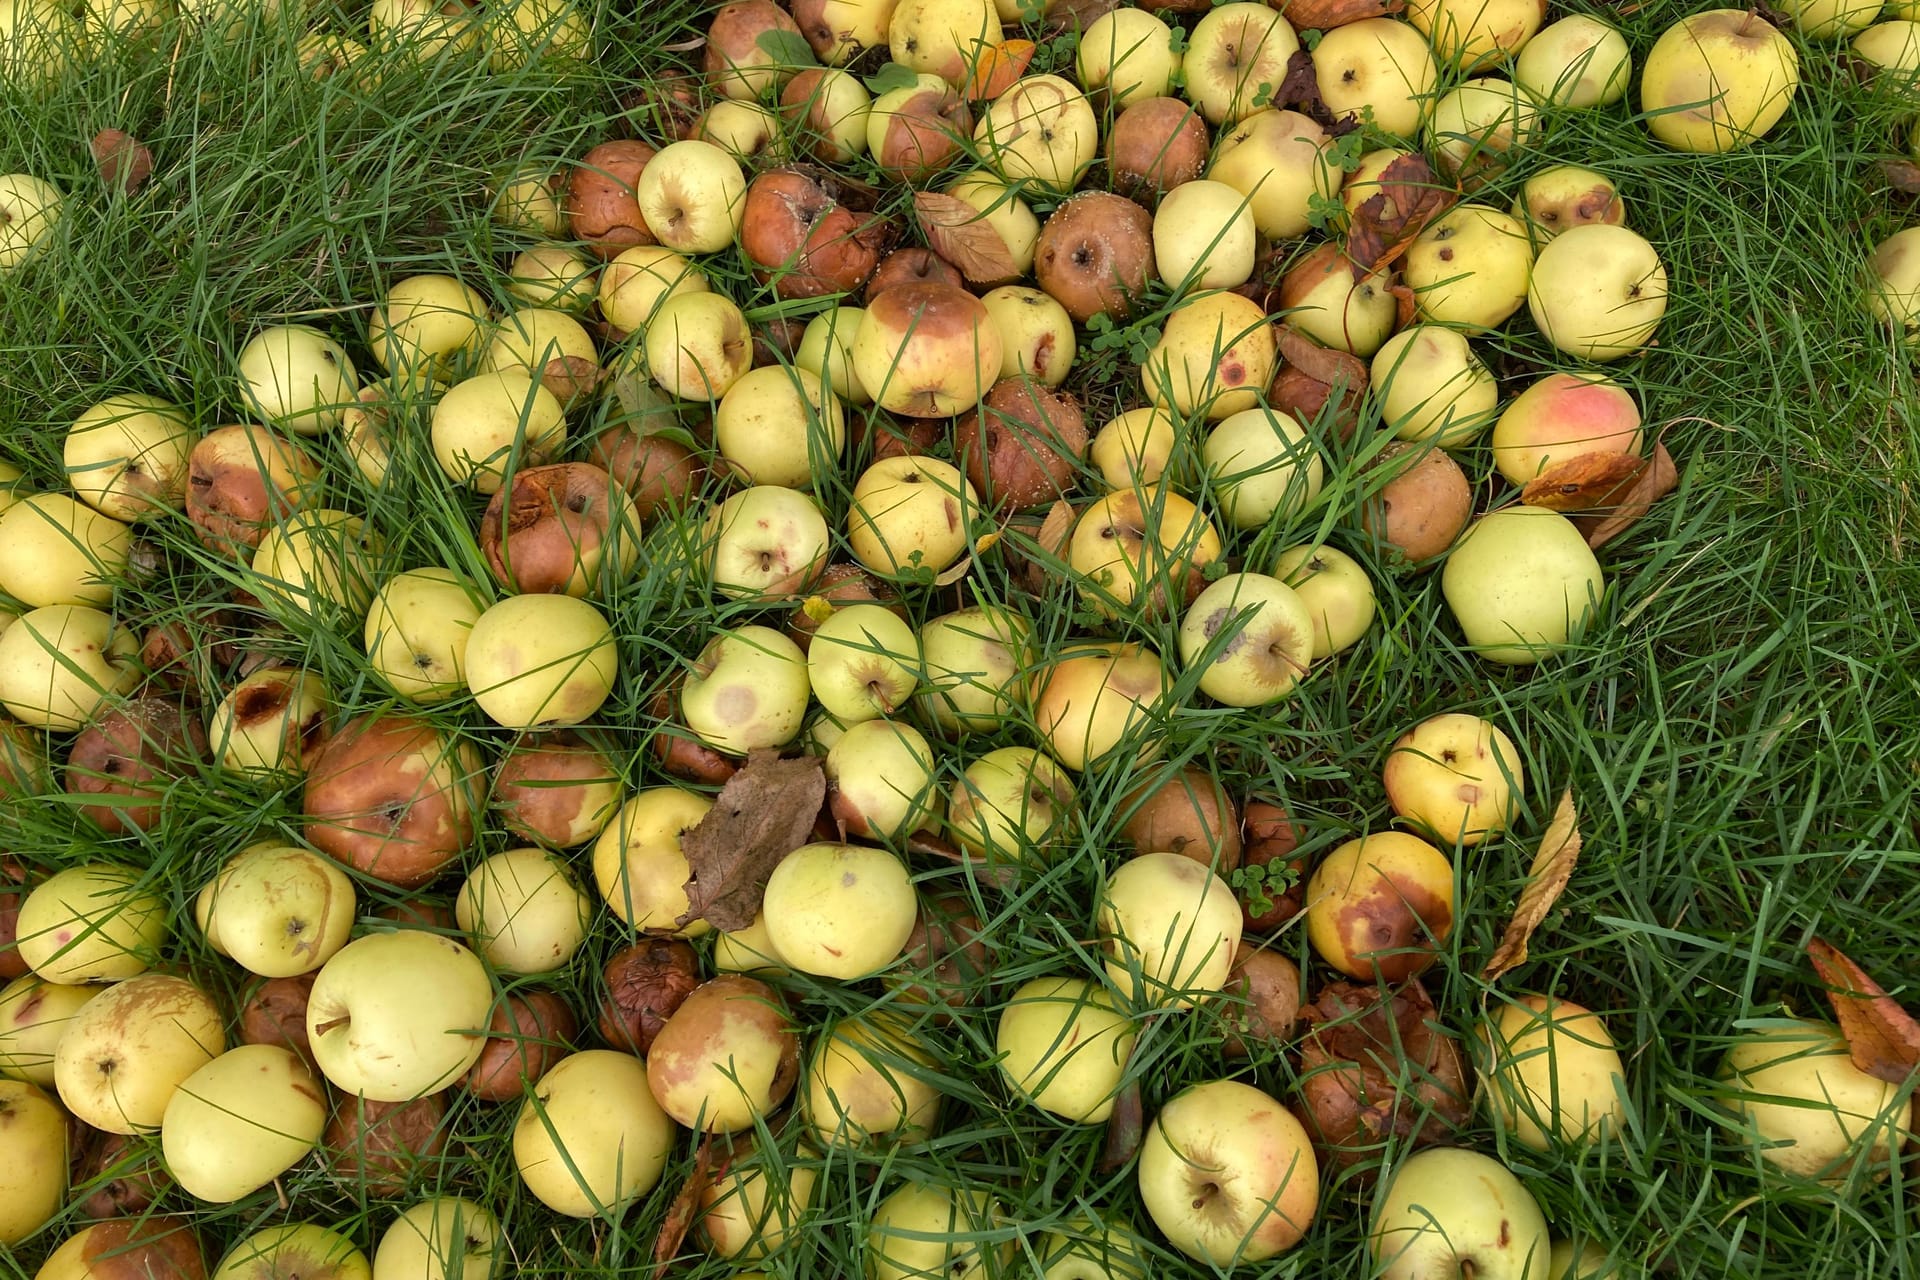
{"left": 3, "top": 0, "right": 1920, "bottom": 1277}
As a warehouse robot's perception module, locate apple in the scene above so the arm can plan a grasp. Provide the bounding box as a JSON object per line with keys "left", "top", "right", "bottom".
{"left": 54, "top": 972, "right": 223, "bottom": 1133}
{"left": 1143, "top": 290, "right": 1277, "bottom": 420}
{"left": 713, "top": 912, "right": 785, "bottom": 975}
{"left": 250, "top": 508, "right": 380, "bottom": 621}
{"left": 846, "top": 454, "right": 979, "bottom": 578}
{"left": 1182, "top": 3, "right": 1300, "bottom": 126}
{"left": 917, "top": 604, "right": 1031, "bottom": 733}
{"left": 948, "top": 746, "right": 1075, "bottom": 864}
{"left": 1719, "top": 1018, "right": 1907, "bottom": 1181}
{"left": 637, "top": 139, "right": 747, "bottom": 254}
{"left": 430, "top": 370, "right": 567, "bottom": 493}
{"left": 886, "top": 0, "right": 1001, "bottom": 85}
{"left": 1641, "top": 10, "right": 1800, "bottom": 152}
{"left": 1548, "top": 1242, "right": 1614, "bottom": 1278}
{"left": 1068, "top": 489, "right": 1222, "bottom": 619}
{"left": 705, "top": 0, "right": 811, "bottom": 98}
{"left": 208, "top": 667, "right": 330, "bottom": 776}
{"left": 1853, "top": 19, "right": 1920, "bottom": 93}
{"left": 804, "top": 1011, "right": 943, "bottom": 1146}
{"left": 1305, "top": 831, "right": 1456, "bottom": 981}
{"left": 1152, "top": 180, "right": 1256, "bottom": 292}
{"left": 1312, "top": 19, "right": 1438, "bottom": 138}
{"left": 1033, "top": 1216, "right": 1149, "bottom": 1280}
{"left": 1780, "top": 0, "right": 1880, "bottom": 37}
{"left": 491, "top": 732, "right": 622, "bottom": 849}
{"left": 781, "top": 67, "right": 872, "bottom": 164}
{"left": 1527, "top": 224, "right": 1669, "bottom": 361}
{"left": 369, "top": 0, "right": 477, "bottom": 60}
{"left": 697, "top": 99, "right": 783, "bottom": 162}
{"left": 1370, "top": 1147, "right": 1551, "bottom": 1279}
{"left": 868, "top": 1182, "right": 1011, "bottom": 1280}
{"left": 0, "top": 605, "right": 139, "bottom": 730}
{"left": 1476, "top": 994, "right": 1627, "bottom": 1152}
{"left": 592, "top": 786, "right": 713, "bottom": 935}
{"left": 161, "top": 1044, "right": 327, "bottom": 1203}
{"left": 493, "top": 167, "right": 567, "bottom": 235}
{"left": 1271, "top": 543, "right": 1376, "bottom": 659}
{"left": 795, "top": 305, "right": 870, "bottom": 403}
{"left": 1031, "top": 641, "right": 1172, "bottom": 772}
{"left": 1403, "top": 204, "right": 1534, "bottom": 330}
{"left": 853, "top": 283, "right": 1001, "bottom": 418}
{"left": 996, "top": 977, "right": 1136, "bottom": 1122}
{"left": 1426, "top": 77, "right": 1539, "bottom": 185}
{"left": 1033, "top": 191, "right": 1158, "bottom": 323}
{"left": 1098, "top": 851, "right": 1241, "bottom": 1007}
{"left": 645, "top": 291, "right": 755, "bottom": 400}
{"left": 215, "top": 1226, "right": 371, "bottom": 1280}
{"left": 705, "top": 485, "right": 832, "bottom": 601}
{"left": 1492, "top": 371, "right": 1642, "bottom": 485}
{"left": 0, "top": 975, "right": 97, "bottom": 1085}
{"left": 1515, "top": 14, "right": 1631, "bottom": 106}
{"left": 237, "top": 324, "right": 358, "bottom": 436}
{"left": 979, "top": 286, "right": 1075, "bottom": 386}
{"left": 1138, "top": 1079, "right": 1318, "bottom": 1264}
{"left": 0, "top": 492, "right": 132, "bottom": 608}
{"left": 370, "top": 274, "right": 488, "bottom": 377}
{"left": 373, "top": 1198, "right": 499, "bottom": 1280}
{"left": 363, "top": 567, "right": 482, "bottom": 704}
{"left": 0, "top": 1079, "right": 64, "bottom": 1245}
{"left": 1279, "top": 240, "right": 1397, "bottom": 356}
{"left": 1370, "top": 327, "right": 1498, "bottom": 447}
{"left": 64, "top": 394, "right": 195, "bottom": 522}
{"left": 805, "top": 602, "right": 920, "bottom": 723}
{"left": 184, "top": 422, "right": 322, "bottom": 553}
{"left": 941, "top": 170, "right": 1040, "bottom": 278}
{"left": 0, "top": 172, "right": 62, "bottom": 271}
{"left": 455, "top": 849, "right": 591, "bottom": 974}
{"left": 1177, "top": 573, "right": 1316, "bottom": 706}
{"left": 1078, "top": 7, "right": 1179, "bottom": 104}
{"left": 715, "top": 365, "right": 845, "bottom": 488}
{"left": 1867, "top": 226, "right": 1920, "bottom": 339}
{"left": 513, "top": 1049, "right": 675, "bottom": 1215}
{"left": 697, "top": 1132, "right": 819, "bottom": 1256}
{"left": 682, "top": 625, "right": 810, "bottom": 755}
{"left": 1339, "top": 144, "right": 1413, "bottom": 218}
{"left": 306, "top": 931, "right": 492, "bottom": 1101}
{"left": 1408, "top": 0, "right": 1544, "bottom": 71}
{"left": 975, "top": 74, "right": 1097, "bottom": 194}
{"left": 1208, "top": 109, "right": 1337, "bottom": 241}
{"left": 1384, "top": 713, "right": 1523, "bottom": 847}
{"left": 507, "top": 244, "right": 598, "bottom": 315}
{"left": 1203, "top": 406, "right": 1324, "bottom": 530}
{"left": 826, "top": 718, "right": 936, "bottom": 839}
{"left": 1089, "top": 406, "right": 1177, "bottom": 491}
{"left": 1512, "top": 164, "right": 1626, "bottom": 243}
{"left": 647, "top": 974, "right": 800, "bottom": 1130}
{"left": 16, "top": 862, "right": 165, "bottom": 983}
{"left": 200, "top": 845, "right": 355, "bottom": 977}
{"left": 793, "top": 0, "right": 891, "bottom": 63}
{"left": 762, "top": 843, "right": 917, "bottom": 978}
{"left": 464, "top": 594, "right": 617, "bottom": 728}
{"left": 598, "top": 245, "right": 706, "bottom": 334}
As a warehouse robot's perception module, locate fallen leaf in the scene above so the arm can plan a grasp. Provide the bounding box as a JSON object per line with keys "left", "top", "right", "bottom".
{"left": 904, "top": 829, "right": 1019, "bottom": 893}
{"left": 679, "top": 751, "right": 826, "bottom": 931}
{"left": 1881, "top": 159, "right": 1920, "bottom": 194}
{"left": 933, "top": 553, "right": 977, "bottom": 587}
{"left": 1807, "top": 938, "right": 1920, "bottom": 1085}
{"left": 1296, "top": 979, "right": 1469, "bottom": 1168}
{"left": 91, "top": 130, "right": 153, "bottom": 196}
{"left": 1276, "top": 326, "right": 1367, "bottom": 392}
{"left": 1389, "top": 281, "right": 1418, "bottom": 331}
{"left": 1270, "top": 0, "right": 1405, "bottom": 29}
{"left": 1482, "top": 789, "right": 1583, "bottom": 981}
{"left": 915, "top": 191, "right": 1020, "bottom": 285}
{"left": 1099, "top": 1073, "right": 1145, "bottom": 1174}
{"left": 1574, "top": 442, "right": 1678, "bottom": 549}
{"left": 1036, "top": 499, "right": 1076, "bottom": 560}
{"left": 652, "top": 1134, "right": 721, "bottom": 1265}
{"left": 1520, "top": 451, "right": 1648, "bottom": 512}
{"left": 1343, "top": 152, "right": 1455, "bottom": 281}
{"left": 962, "top": 37, "right": 1036, "bottom": 99}
{"left": 1271, "top": 49, "right": 1360, "bottom": 135}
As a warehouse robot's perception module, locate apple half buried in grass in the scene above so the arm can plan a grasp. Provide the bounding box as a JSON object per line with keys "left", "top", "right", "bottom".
{"left": 763, "top": 843, "right": 917, "bottom": 978}
{"left": 1426, "top": 77, "right": 1539, "bottom": 186}
{"left": 16, "top": 862, "right": 166, "bottom": 984}
{"left": 64, "top": 393, "right": 195, "bottom": 523}
{"left": 369, "top": 274, "right": 489, "bottom": 378}
{"left": 682, "top": 624, "right": 810, "bottom": 755}
{"left": 0, "top": 605, "right": 139, "bottom": 731}
{"left": 306, "top": 931, "right": 492, "bottom": 1101}
{"left": 1138, "top": 1079, "right": 1318, "bottom": 1265}
{"left": 0, "top": 492, "right": 132, "bottom": 609}
{"left": 513, "top": 1049, "right": 676, "bottom": 1216}
{"left": 948, "top": 745, "right": 1075, "bottom": 864}
{"left": 1867, "top": 226, "right": 1920, "bottom": 340}
{"left": 1177, "top": 573, "right": 1316, "bottom": 707}
{"left": 917, "top": 604, "right": 1033, "bottom": 733}
{"left": 697, "top": 1139, "right": 819, "bottom": 1259}
{"left": 805, "top": 1010, "right": 943, "bottom": 1147}
{"left": 644, "top": 291, "right": 755, "bottom": 400}
{"left": 54, "top": 972, "right": 224, "bottom": 1133}
{"left": 1477, "top": 994, "right": 1628, "bottom": 1153}
{"left": 1099, "top": 851, "right": 1242, "bottom": 1008}
{"left": 216, "top": 1225, "right": 371, "bottom": 1280}
{"left": 996, "top": 976, "right": 1136, "bottom": 1123}
{"left": 1370, "top": 1147, "right": 1550, "bottom": 1280}
{"left": 1527, "top": 224, "right": 1669, "bottom": 362}
{"left": 1068, "top": 490, "right": 1223, "bottom": 619}
{"left": 430, "top": 370, "right": 567, "bottom": 494}
{"left": 1203, "top": 405, "right": 1325, "bottom": 530}
{"left": 867, "top": 1182, "right": 1013, "bottom": 1280}
{"left": 209, "top": 666, "right": 330, "bottom": 777}
{"left": 592, "top": 786, "right": 713, "bottom": 936}
{"left": 373, "top": 1197, "right": 499, "bottom": 1280}
{"left": 0, "top": 172, "right": 62, "bottom": 273}
{"left": 1383, "top": 712, "right": 1523, "bottom": 847}
{"left": 1031, "top": 641, "right": 1173, "bottom": 773}
{"left": 1718, "top": 1018, "right": 1908, "bottom": 1181}
{"left": 1442, "top": 506, "right": 1605, "bottom": 664}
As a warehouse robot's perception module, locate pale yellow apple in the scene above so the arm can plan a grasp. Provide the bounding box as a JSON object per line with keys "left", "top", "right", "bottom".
{"left": 1641, "top": 9, "right": 1800, "bottom": 152}
{"left": 508, "top": 244, "right": 599, "bottom": 313}
{"left": 1034, "top": 1216, "right": 1149, "bottom": 1280}
{"left": 762, "top": 842, "right": 916, "bottom": 979}
{"left": 215, "top": 1225, "right": 372, "bottom": 1280}
{"left": 1408, "top": 0, "right": 1544, "bottom": 71}
{"left": 1207, "top": 109, "right": 1337, "bottom": 240}
{"left": 1078, "top": 8, "right": 1179, "bottom": 104}
{"left": 1143, "top": 290, "right": 1277, "bottom": 420}
{"left": 887, "top": 0, "right": 1001, "bottom": 86}
{"left": 1371, "top": 326, "right": 1498, "bottom": 446}
{"left": 979, "top": 285, "right": 1075, "bottom": 386}
{"left": 794, "top": 305, "right": 870, "bottom": 403}
{"left": 715, "top": 364, "right": 844, "bottom": 488}
{"left": 161, "top": 1043, "right": 327, "bottom": 1202}
{"left": 1177, "top": 572, "right": 1316, "bottom": 706}
{"left": 1311, "top": 19, "right": 1437, "bottom": 138}
{"left": 1515, "top": 14, "right": 1632, "bottom": 106}
{"left": 704, "top": 484, "right": 831, "bottom": 601}
{"left": 592, "top": 786, "right": 714, "bottom": 936}
{"left": 455, "top": 848, "right": 591, "bottom": 974}
{"left": 1778, "top": 0, "right": 1880, "bottom": 36}
{"left": 942, "top": 171, "right": 1040, "bottom": 277}
{"left": 682, "top": 624, "right": 811, "bottom": 756}
{"left": 492, "top": 168, "right": 567, "bottom": 237}
{"left": 1090, "top": 406, "right": 1178, "bottom": 491}
{"left": 638, "top": 140, "right": 748, "bottom": 254}
{"left": 1068, "top": 490, "right": 1222, "bottom": 619}
{"left": 371, "top": 274, "right": 490, "bottom": 377}
{"left": 1370, "top": 1147, "right": 1549, "bottom": 1279}
{"left": 697, "top": 99, "right": 783, "bottom": 161}
{"left": 208, "top": 667, "right": 331, "bottom": 776}
{"left": 1030, "top": 641, "right": 1172, "bottom": 772}
{"left": 0, "top": 604, "right": 139, "bottom": 730}
{"left": 1272, "top": 542, "right": 1377, "bottom": 658}
{"left": 363, "top": 566, "right": 482, "bottom": 704}
{"left": 200, "top": 844, "right": 356, "bottom": 977}
{"left": 373, "top": 1198, "right": 499, "bottom": 1280}
{"left": 54, "top": 973, "right": 223, "bottom": 1133}
{"left": 1282, "top": 250, "right": 1397, "bottom": 356}
{"left": 825, "top": 718, "right": 936, "bottom": 839}
{"left": 948, "top": 745, "right": 1075, "bottom": 864}
{"left": 0, "top": 492, "right": 132, "bottom": 609}
{"left": 238, "top": 323, "right": 359, "bottom": 436}
{"left": 1426, "top": 77, "right": 1539, "bottom": 183}
{"left": 17, "top": 862, "right": 165, "bottom": 983}
{"left": 64, "top": 394, "right": 194, "bottom": 522}
{"left": 369, "top": 0, "right": 479, "bottom": 61}
{"left": 0, "top": 172, "right": 62, "bottom": 271}
{"left": 464, "top": 594, "right": 617, "bottom": 729}
{"left": 1138, "top": 1079, "right": 1318, "bottom": 1264}
{"left": 1383, "top": 712, "right": 1522, "bottom": 846}
{"left": 975, "top": 74, "right": 1097, "bottom": 194}
{"left": 1183, "top": 3, "right": 1300, "bottom": 125}
{"left": 997, "top": 976, "right": 1136, "bottom": 1122}
{"left": 645, "top": 291, "right": 755, "bottom": 401}
{"left": 1153, "top": 180, "right": 1257, "bottom": 292}
{"left": 801, "top": 0, "right": 891, "bottom": 63}
{"left": 846, "top": 455, "right": 978, "bottom": 578}
{"left": 513, "top": 1050, "right": 675, "bottom": 1216}
{"left": 807, "top": 602, "right": 920, "bottom": 723}
{"left": 916, "top": 604, "right": 1031, "bottom": 733}
{"left": 251, "top": 508, "right": 380, "bottom": 620}
{"left": 1527, "top": 223, "right": 1668, "bottom": 361}
{"left": 598, "top": 245, "right": 708, "bottom": 333}
{"left": 1512, "top": 164, "right": 1627, "bottom": 243}
{"left": 1403, "top": 203, "right": 1534, "bottom": 330}
{"left": 482, "top": 305, "right": 598, "bottom": 405}
{"left": 1478, "top": 994, "right": 1627, "bottom": 1152}
{"left": 1442, "top": 506, "right": 1605, "bottom": 664}
{"left": 0, "top": 976, "right": 97, "bottom": 1086}
{"left": 713, "top": 912, "right": 784, "bottom": 975}
{"left": 1099, "top": 851, "right": 1242, "bottom": 1007}
{"left": 1203, "top": 406, "right": 1324, "bottom": 529}
{"left": 1720, "top": 1018, "right": 1908, "bottom": 1181}
{"left": 805, "top": 1011, "right": 943, "bottom": 1146}
{"left": 1339, "top": 145, "right": 1414, "bottom": 218}
{"left": 306, "top": 931, "right": 493, "bottom": 1101}
{"left": 1854, "top": 17, "right": 1920, "bottom": 91}
{"left": 698, "top": 1137, "right": 818, "bottom": 1258}
{"left": 0, "top": 1079, "right": 64, "bottom": 1245}
{"left": 1867, "top": 225, "right": 1920, "bottom": 340}
{"left": 867, "top": 1183, "right": 1012, "bottom": 1280}
{"left": 430, "top": 370, "right": 567, "bottom": 493}
{"left": 484, "top": 0, "right": 592, "bottom": 70}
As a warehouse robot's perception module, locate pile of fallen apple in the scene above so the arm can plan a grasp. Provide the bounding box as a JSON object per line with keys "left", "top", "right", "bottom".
{"left": 3, "top": 0, "right": 1918, "bottom": 1277}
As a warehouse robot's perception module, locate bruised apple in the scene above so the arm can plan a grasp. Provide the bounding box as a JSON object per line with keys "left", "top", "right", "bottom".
{"left": 184, "top": 424, "right": 320, "bottom": 555}
{"left": 469, "top": 992, "right": 576, "bottom": 1100}
{"left": 1033, "top": 192, "right": 1156, "bottom": 324}
{"left": 66, "top": 698, "right": 206, "bottom": 833}
{"left": 647, "top": 975, "right": 801, "bottom": 1131}
{"left": 492, "top": 732, "right": 622, "bottom": 847}
{"left": 1142, "top": 290, "right": 1276, "bottom": 420}
{"left": 303, "top": 713, "right": 480, "bottom": 888}
{"left": 1107, "top": 97, "right": 1208, "bottom": 204}
{"left": 1305, "top": 832, "right": 1455, "bottom": 982}
{"left": 464, "top": 595, "right": 618, "bottom": 728}
{"left": 853, "top": 283, "right": 1002, "bottom": 417}
{"left": 568, "top": 140, "right": 657, "bottom": 259}
{"left": 1067, "top": 490, "right": 1222, "bottom": 620}
{"left": 479, "top": 462, "right": 640, "bottom": 596}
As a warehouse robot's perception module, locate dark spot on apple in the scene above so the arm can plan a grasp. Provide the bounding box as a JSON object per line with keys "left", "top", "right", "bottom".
{"left": 1438, "top": 247, "right": 1453, "bottom": 262}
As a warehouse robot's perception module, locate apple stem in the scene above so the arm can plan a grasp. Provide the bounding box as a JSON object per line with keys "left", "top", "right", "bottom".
{"left": 1739, "top": 6, "right": 1764, "bottom": 35}
{"left": 1460, "top": 1263, "right": 1477, "bottom": 1279}
{"left": 313, "top": 1014, "right": 350, "bottom": 1037}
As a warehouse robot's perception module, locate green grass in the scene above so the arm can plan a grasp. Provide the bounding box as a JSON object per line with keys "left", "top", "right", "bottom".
{"left": 4, "top": 0, "right": 1920, "bottom": 1278}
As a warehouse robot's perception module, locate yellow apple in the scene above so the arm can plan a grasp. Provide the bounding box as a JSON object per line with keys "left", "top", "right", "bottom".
{"left": 306, "top": 931, "right": 492, "bottom": 1101}
{"left": 363, "top": 566, "right": 483, "bottom": 704}
{"left": 1383, "top": 712, "right": 1523, "bottom": 846}
{"left": 464, "top": 594, "right": 617, "bottom": 728}
{"left": 1142, "top": 290, "right": 1278, "bottom": 420}
{"left": 1138, "top": 1079, "right": 1318, "bottom": 1264}
{"left": 370, "top": 274, "right": 489, "bottom": 377}
{"left": 0, "top": 1079, "right": 64, "bottom": 1244}
{"left": 1312, "top": 19, "right": 1438, "bottom": 138}
{"left": 762, "top": 842, "right": 917, "bottom": 978}
{"left": 1515, "top": 14, "right": 1632, "bottom": 106}
{"left": 1152, "top": 179, "right": 1256, "bottom": 292}
{"left": 513, "top": 1049, "right": 675, "bottom": 1216}
{"left": 430, "top": 370, "right": 567, "bottom": 493}
{"left": 161, "top": 1043, "right": 327, "bottom": 1202}
{"left": 54, "top": 973, "right": 223, "bottom": 1133}
{"left": 0, "top": 976, "right": 98, "bottom": 1086}
{"left": 1641, "top": 9, "right": 1800, "bottom": 152}
{"left": 1183, "top": 3, "right": 1299, "bottom": 125}
{"left": 1719, "top": 1018, "right": 1908, "bottom": 1181}
{"left": 238, "top": 323, "right": 359, "bottom": 436}
{"left": 804, "top": 1011, "right": 943, "bottom": 1146}
{"left": 64, "top": 394, "right": 195, "bottom": 522}
{"left": 1408, "top": 0, "right": 1544, "bottom": 71}
{"left": 1099, "top": 851, "right": 1241, "bottom": 1007}
{"left": 1403, "top": 203, "right": 1534, "bottom": 330}
{"left": 997, "top": 976, "right": 1136, "bottom": 1122}
{"left": 373, "top": 1198, "right": 499, "bottom": 1280}
{"left": 455, "top": 848, "right": 592, "bottom": 974}
{"left": 1207, "top": 109, "right": 1337, "bottom": 240}
{"left": 1477, "top": 994, "right": 1628, "bottom": 1151}
{"left": 17, "top": 862, "right": 166, "bottom": 983}
{"left": 592, "top": 786, "right": 714, "bottom": 937}
{"left": 1527, "top": 223, "right": 1668, "bottom": 361}
{"left": 1030, "top": 640, "right": 1173, "bottom": 772}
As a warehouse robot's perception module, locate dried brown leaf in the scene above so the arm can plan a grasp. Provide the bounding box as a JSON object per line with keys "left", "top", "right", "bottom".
{"left": 1296, "top": 979, "right": 1469, "bottom": 1168}
{"left": 1483, "top": 789, "right": 1582, "bottom": 981}
{"left": 1343, "top": 153, "right": 1455, "bottom": 280}
{"left": 914, "top": 191, "right": 1019, "bottom": 286}
{"left": 1520, "top": 451, "right": 1648, "bottom": 512}
{"left": 1037, "top": 498, "right": 1077, "bottom": 560}
{"left": 1882, "top": 159, "right": 1920, "bottom": 194}
{"left": 1099, "top": 1076, "right": 1145, "bottom": 1173}
{"left": 1273, "top": 0, "right": 1404, "bottom": 28}
{"left": 541, "top": 356, "right": 602, "bottom": 403}
{"left": 92, "top": 130, "right": 153, "bottom": 196}
{"left": 1276, "top": 326, "right": 1368, "bottom": 392}
{"left": 904, "top": 829, "right": 1019, "bottom": 893}
{"left": 679, "top": 751, "right": 827, "bottom": 931}
{"left": 652, "top": 1134, "right": 720, "bottom": 1265}
{"left": 1808, "top": 938, "right": 1920, "bottom": 1085}
{"left": 1272, "top": 49, "right": 1360, "bottom": 135}
{"left": 1389, "top": 281, "right": 1418, "bottom": 331}
{"left": 1575, "top": 442, "right": 1678, "bottom": 549}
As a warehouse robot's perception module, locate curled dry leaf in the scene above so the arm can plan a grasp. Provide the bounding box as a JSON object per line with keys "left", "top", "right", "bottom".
{"left": 1099, "top": 1075, "right": 1146, "bottom": 1174}
{"left": 1574, "top": 442, "right": 1678, "bottom": 550}
{"left": 1520, "top": 452, "right": 1648, "bottom": 512}
{"left": 1041, "top": 0, "right": 1115, "bottom": 38}
{"left": 1881, "top": 159, "right": 1920, "bottom": 195}
{"left": 1389, "top": 281, "right": 1418, "bottom": 332}
{"left": 914, "top": 191, "right": 1020, "bottom": 286}
{"left": 962, "top": 38, "right": 1036, "bottom": 99}
{"left": 1482, "top": 789, "right": 1583, "bottom": 982}
{"left": 1295, "top": 979, "right": 1470, "bottom": 1168}
{"left": 540, "top": 356, "right": 602, "bottom": 404}
{"left": 92, "top": 130, "right": 154, "bottom": 196}
{"left": 1806, "top": 937, "right": 1920, "bottom": 1086}
{"left": 1271, "top": 0, "right": 1405, "bottom": 29}
{"left": 653, "top": 1134, "right": 721, "bottom": 1265}
{"left": 1272, "top": 49, "right": 1361, "bottom": 135}
{"left": 678, "top": 750, "right": 828, "bottom": 932}
{"left": 1276, "top": 326, "right": 1367, "bottom": 392}
{"left": 1343, "top": 152, "right": 1456, "bottom": 281}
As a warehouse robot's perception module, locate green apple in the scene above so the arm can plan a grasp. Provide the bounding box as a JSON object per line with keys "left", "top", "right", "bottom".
{"left": 1441, "top": 506, "right": 1605, "bottom": 664}
{"left": 464, "top": 594, "right": 617, "bottom": 729}
{"left": 305, "top": 931, "right": 492, "bottom": 1101}
{"left": 806, "top": 602, "right": 919, "bottom": 723}
{"left": 1177, "top": 572, "right": 1315, "bottom": 706}
{"left": 947, "top": 746, "right": 1075, "bottom": 864}
{"left": 1515, "top": 14, "right": 1631, "bottom": 106}
{"left": 916, "top": 604, "right": 1033, "bottom": 733}
{"left": 1370, "top": 326, "right": 1499, "bottom": 446}
{"left": 238, "top": 324, "right": 359, "bottom": 436}
{"left": 1272, "top": 543, "right": 1376, "bottom": 659}
{"left": 1204, "top": 406, "right": 1324, "bottom": 529}
{"left": 996, "top": 976, "right": 1136, "bottom": 1123}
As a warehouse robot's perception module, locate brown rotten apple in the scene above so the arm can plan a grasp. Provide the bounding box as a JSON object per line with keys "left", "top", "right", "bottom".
{"left": 492, "top": 731, "right": 623, "bottom": 848}
{"left": 1106, "top": 97, "right": 1209, "bottom": 204}
{"left": 184, "top": 424, "right": 321, "bottom": 555}
{"left": 1033, "top": 192, "right": 1156, "bottom": 324}
{"left": 647, "top": 974, "right": 801, "bottom": 1132}
{"left": 66, "top": 697, "right": 209, "bottom": 834}
{"left": 954, "top": 378, "right": 1087, "bottom": 512}
{"left": 588, "top": 425, "right": 705, "bottom": 523}
{"left": 239, "top": 973, "right": 317, "bottom": 1062}
{"left": 1221, "top": 946, "right": 1303, "bottom": 1057}
{"left": 597, "top": 940, "right": 700, "bottom": 1056}
{"left": 302, "top": 713, "right": 482, "bottom": 887}
{"left": 0, "top": 857, "right": 27, "bottom": 979}
{"left": 568, "top": 141, "right": 657, "bottom": 260}
{"left": 1117, "top": 766, "right": 1242, "bottom": 870}
{"left": 868, "top": 73, "right": 972, "bottom": 181}
{"left": 865, "top": 247, "right": 964, "bottom": 299}
{"left": 883, "top": 891, "right": 989, "bottom": 1019}
{"left": 852, "top": 283, "right": 1002, "bottom": 417}
{"left": 75, "top": 1131, "right": 173, "bottom": 1220}
{"left": 325, "top": 1091, "right": 450, "bottom": 1196}
{"left": 479, "top": 463, "right": 640, "bottom": 597}
{"left": 1360, "top": 443, "right": 1473, "bottom": 563}
{"left": 739, "top": 169, "right": 892, "bottom": 300}
{"left": 705, "top": 0, "right": 812, "bottom": 101}
{"left": 469, "top": 991, "right": 579, "bottom": 1101}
